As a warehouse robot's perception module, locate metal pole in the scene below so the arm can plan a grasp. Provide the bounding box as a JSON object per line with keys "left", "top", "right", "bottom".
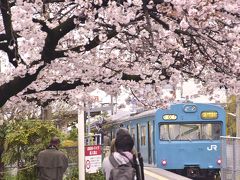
{"left": 88, "top": 109, "right": 91, "bottom": 135}
{"left": 78, "top": 108, "right": 85, "bottom": 180}
{"left": 181, "top": 77, "right": 184, "bottom": 98}
{"left": 111, "top": 95, "right": 113, "bottom": 115}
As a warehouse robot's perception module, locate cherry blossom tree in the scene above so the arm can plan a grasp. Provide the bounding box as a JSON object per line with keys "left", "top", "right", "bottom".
{"left": 0, "top": 0, "right": 239, "bottom": 109}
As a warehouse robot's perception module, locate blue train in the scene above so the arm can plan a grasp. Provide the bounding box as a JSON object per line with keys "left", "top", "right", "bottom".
{"left": 107, "top": 103, "right": 226, "bottom": 179}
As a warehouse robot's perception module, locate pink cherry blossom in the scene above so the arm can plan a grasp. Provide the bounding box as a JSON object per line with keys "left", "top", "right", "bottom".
{"left": 0, "top": 0, "right": 239, "bottom": 110}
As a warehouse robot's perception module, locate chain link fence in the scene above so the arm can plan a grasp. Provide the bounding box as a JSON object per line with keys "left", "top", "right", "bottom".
{"left": 221, "top": 136, "right": 240, "bottom": 180}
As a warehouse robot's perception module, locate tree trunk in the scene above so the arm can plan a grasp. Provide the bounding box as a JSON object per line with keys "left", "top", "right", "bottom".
{"left": 41, "top": 106, "right": 52, "bottom": 120}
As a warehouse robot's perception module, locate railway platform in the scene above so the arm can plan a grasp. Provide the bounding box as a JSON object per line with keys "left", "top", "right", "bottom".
{"left": 144, "top": 166, "right": 192, "bottom": 180}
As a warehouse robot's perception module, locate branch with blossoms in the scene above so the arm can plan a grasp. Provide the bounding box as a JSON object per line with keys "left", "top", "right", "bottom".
{"left": 0, "top": 0, "right": 239, "bottom": 109}
{"left": 23, "top": 72, "right": 144, "bottom": 95}
{"left": 0, "top": 63, "right": 46, "bottom": 107}
{"left": 22, "top": 93, "right": 70, "bottom": 107}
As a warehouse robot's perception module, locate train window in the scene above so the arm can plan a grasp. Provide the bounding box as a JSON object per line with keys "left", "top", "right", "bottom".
{"left": 141, "top": 126, "right": 146, "bottom": 145}
{"left": 159, "top": 123, "right": 222, "bottom": 141}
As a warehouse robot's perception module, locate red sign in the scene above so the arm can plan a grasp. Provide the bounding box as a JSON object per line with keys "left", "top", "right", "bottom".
{"left": 85, "top": 145, "right": 102, "bottom": 156}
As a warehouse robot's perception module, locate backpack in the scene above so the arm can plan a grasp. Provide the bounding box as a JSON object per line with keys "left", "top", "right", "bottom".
{"left": 109, "top": 153, "right": 136, "bottom": 180}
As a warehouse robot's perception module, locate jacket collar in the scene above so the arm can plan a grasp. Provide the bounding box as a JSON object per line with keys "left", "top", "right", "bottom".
{"left": 47, "top": 145, "right": 58, "bottom": 150}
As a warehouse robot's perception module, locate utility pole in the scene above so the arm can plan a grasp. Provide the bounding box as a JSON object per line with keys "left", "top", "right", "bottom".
{"left": 110, "top": 95, "right": 114, "bottom": 115}
{"left": 236, "top": 96, "right": 240, "bottom": 137}
{"left": 87, "top": 109, "right": 91, "bottom": 135}
{"left": 180, "top": 78, "right": 184, "bottom": 98}
{"left": 78, "top": 108, "right": 85, "bottom": 180}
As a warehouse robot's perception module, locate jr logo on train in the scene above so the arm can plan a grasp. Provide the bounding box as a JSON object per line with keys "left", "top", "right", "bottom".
{"left": 207, "top": 145, "right": 218, "bottom": 151}
{"left": 107, "top": 103, "right": 226, "bottom": 179}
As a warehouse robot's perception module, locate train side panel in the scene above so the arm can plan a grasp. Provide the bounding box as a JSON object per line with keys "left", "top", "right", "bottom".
{"left": 121, "top": 113, "right": 156, "bottom": 166}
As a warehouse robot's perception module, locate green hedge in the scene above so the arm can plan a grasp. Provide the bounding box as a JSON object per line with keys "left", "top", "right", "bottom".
{"left": 3, "top": 167, "right": 104, "bottom": 180}
{"left": 86, "top": 171, "right": 104, "bottom": 180}
{"left": 64, "top": 167, "right": 104, "bottom": 180}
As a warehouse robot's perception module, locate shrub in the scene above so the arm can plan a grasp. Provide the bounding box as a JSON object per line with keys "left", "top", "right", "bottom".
{"left": 64, "top": 167, "right": 104, "bottom": 180}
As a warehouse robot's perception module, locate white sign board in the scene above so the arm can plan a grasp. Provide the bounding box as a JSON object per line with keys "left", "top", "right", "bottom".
{"left": 85, "top": 145, "right": 102, "bottom": 173}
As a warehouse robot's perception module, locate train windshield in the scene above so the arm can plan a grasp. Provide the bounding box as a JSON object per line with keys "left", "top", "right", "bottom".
{"left": 160, "top": 123, "right": 221, "bottom": 141}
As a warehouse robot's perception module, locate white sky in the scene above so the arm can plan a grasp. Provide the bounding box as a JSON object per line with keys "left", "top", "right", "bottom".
{"left": 177, "top": 79, "right": 226, "bottom": 103}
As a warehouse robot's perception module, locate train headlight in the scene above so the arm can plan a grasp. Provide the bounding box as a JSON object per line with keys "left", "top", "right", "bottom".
{"left": 217, "top": 159, "right": 221, "bottom": 165}
{"left": 161, "top": 160, "right": 167, "bottom": 166}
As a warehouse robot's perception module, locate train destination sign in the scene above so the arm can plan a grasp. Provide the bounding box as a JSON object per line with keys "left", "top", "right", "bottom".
{"left": 201, "top": 111, "right": 218, "bottom": 119}
{"left": 163, "top": 114, "right": 177, "bottom": 120}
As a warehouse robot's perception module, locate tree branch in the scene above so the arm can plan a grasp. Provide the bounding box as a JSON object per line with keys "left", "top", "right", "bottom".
{"left": 0, "top": 34, "right": 7, "bottom": 41}
{"left": 41, "top": 16, "right": 76, "bottom": 62}
{"left": 0, "top": 0, "right": 24, "bottom": 67}
{"left": 0, "top": 63, "right": 46, "bottom": 107}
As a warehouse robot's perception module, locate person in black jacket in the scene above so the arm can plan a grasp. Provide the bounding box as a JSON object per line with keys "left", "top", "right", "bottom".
{"left": 37, "top": 137, "right": 68, "bottom": 180}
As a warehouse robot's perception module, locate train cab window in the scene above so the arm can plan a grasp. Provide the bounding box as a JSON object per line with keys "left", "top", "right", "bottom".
{"left": 159, "top": 123, "right": 222, "bottom": 141}
{"left": 141, "top": 126, "right": 146, "bottom": 145}
{"left": 202, "top": 123, "right": 221, "bottom": 140}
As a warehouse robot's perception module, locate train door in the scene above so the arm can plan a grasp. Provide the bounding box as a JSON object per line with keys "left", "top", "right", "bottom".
{"left": 136, "top": 123, "right": 140, "bottom": 152}
{"left": 140, "top": 124, "right": 148, "bottom": 163}
{"left": 148, "top": 121, "right": 152, "bottom": 164}
{"left": 152, "top": 119, "right": 156, "bottom": 165}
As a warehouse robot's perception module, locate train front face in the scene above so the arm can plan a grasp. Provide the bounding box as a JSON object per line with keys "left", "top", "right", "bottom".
{"left": 155, "top": 103, "right": 226, "bottom": 178}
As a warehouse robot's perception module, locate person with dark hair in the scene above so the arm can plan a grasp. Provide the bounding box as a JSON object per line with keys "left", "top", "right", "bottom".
{"left": 37, "top": 136, "right": 68, "bottom": 180}
{"left": 102, "top": 128, "right": 134, "bottom": 180}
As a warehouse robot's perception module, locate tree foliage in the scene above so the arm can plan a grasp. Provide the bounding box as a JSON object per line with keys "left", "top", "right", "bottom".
{"left": 2, "top": 120, "right": 62, "bottom": 166}
{"left": 67, "top": 127, "right": 78, "bottom": 142}
{"left": 0, "top": 123, "right": 8, "bottom": 175}
{"left": 0, "top": 0, "right": 239, "bottom": 108}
